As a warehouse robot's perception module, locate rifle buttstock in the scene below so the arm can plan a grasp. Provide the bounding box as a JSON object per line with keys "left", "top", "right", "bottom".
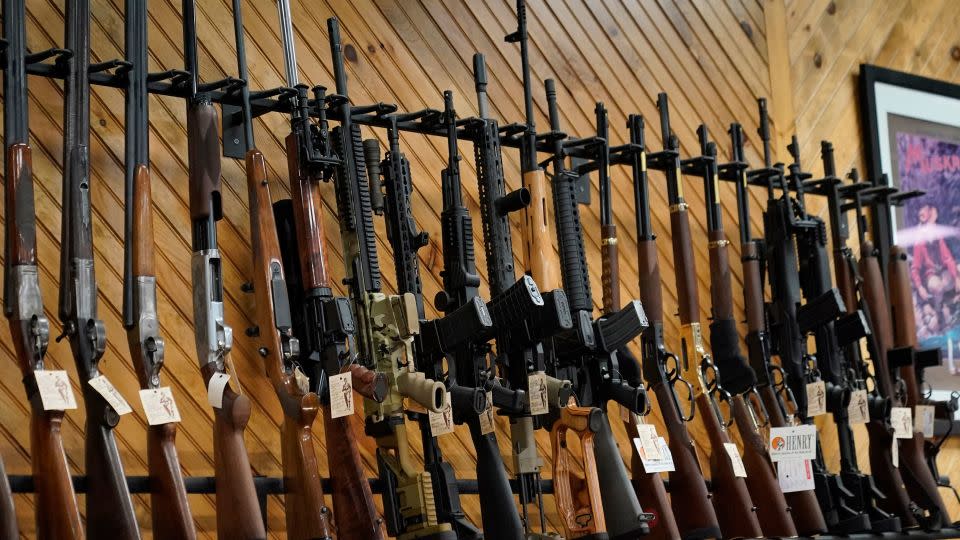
{"left": 551, "top": 406, "right": 607, "bottom": 539}
{"left": 146, "top": 423, "right": 196, "bottom": 540}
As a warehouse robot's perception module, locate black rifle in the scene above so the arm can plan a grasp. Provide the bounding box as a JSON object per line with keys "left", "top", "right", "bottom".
{"left": 58, "top": 1, "right": 140, "bottom": 537}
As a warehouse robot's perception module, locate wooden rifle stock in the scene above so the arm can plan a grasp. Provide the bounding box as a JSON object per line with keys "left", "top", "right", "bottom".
{"left": 551, "top": 406, "right": 606, "bottom": 539}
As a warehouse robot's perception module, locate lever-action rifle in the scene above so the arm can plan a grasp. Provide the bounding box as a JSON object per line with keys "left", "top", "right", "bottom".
{"left": 327, "top": 18, "right": 454, "bottom": 540}
{"left": 695, "top": 125, "right": 796, "bottom": 537}
{"left": 183, "top": 0, "right": 265, "bottom": 535}
{"left": 233, "top": 4, "right": 334, "bottom": 538}
{"left": 730, "top": 122, "right": 827, "bottom": 536}
{"left": 471, "top": 52, "right": 573, "bottom": 538}
{"left": 123, "top": 0, "right": 195, "bottom": 536}
{"left": 653, "top": 94, "right": 762, "bottom": 538}
{"left": 58, "top": 0, "right": 140, "bottom": 536}
{"left": 3, "top": 0, "right": 77, "bottom": 536}
{"left": 364, "top": 91, "right": 495, "bottom": 538}
{"left": 272, "top": 1, "right": 387, "bottom": 537}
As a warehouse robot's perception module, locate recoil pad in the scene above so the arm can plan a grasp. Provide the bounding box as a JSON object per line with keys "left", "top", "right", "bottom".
{"left": 486, "top": 275, "right": 543, "bottom": 330}
{"left": 608, "top": 381, "right": 647, "bottom": 415}
{"left": 421, "top": 296, "right": 493, "bottom": 355}
{"left": 546, "top": 375, "right": 573, "bottom": 410}
{"left": 711, "top": 317, "right": 756, "bottom": 395}
{"left": 596, "top": 300, "right": 648, "bottom": 352}
{"left": 397, "top": 371, "right": 446, "bottom": 412}
{"left": 450, "top": 383, "right": 487, "bottom": 415}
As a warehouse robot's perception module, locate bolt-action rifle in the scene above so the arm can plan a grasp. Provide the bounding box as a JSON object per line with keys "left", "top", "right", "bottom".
{"left": 471, "top": 52, "right": 573, "bottom": 538}
{"left": 364, "top": 91, "right": 497, "bottom": 538}
{"left": 122, "top": 0, "right": 195, "bottom": 536}
{"left": 233, "top": 4, "right": 334, "bottom": 539}
{"left": 183, "top": 0, "right": 265, "bottom": 535}
{"left": 729, "top": 123, "right": 827, "bottom": 536}
{"left": 652, "top": 93, "right": 762, "bottom": 538}
{"left": 272, "top": 2, "right": 387, "bottom": 537}
{"left": 3, "top": 0, "right": 76, "bottom": 536}
{"left": 327, "top": 18, "right": 455, "bottom": 540}
{"left": 58, "top": 0, "right": 139, "bottom": 536}
{"left": 693, "top": 125, "right": 796, "bottom": 537}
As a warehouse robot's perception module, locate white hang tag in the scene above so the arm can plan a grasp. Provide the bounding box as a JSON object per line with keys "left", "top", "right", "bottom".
{"left": 429, "top": 391, "right": 455, "bottom": 436}
{"left": 206, "top": 372, "right": 231, "bottom": 409}
{"left": 892, "top": 437, "right": 899, "bottom": 467}
{"left": 891, "top": 407, "right": 913, "bottom": 438}
{"left": 88, "top": 375, "right": 132, "bottom": 415}
{"left": 914, "top": 405, "right": 935, "bottom": 438}
{"left": 139, "top": 387, "right": 182, "bottom": 425}
{"left": 724, "top": 442, "right": 748, "bottom": 478}
{"left": 847, "top": 389, "right": 869, "bottom": 425}
{"left": 805, "top": 381, "right": 826, "bottom": 416}
{"left": 35, "top": 370, "right": 77, "bottom": 411}
{"left": 479, "top": 392, "right": 496, "bottom": 435}
{"left": 768, "top": 424, "right": 818, "bottom": 462}
{"left": 527, "top": 371, "right": 549, "bottom": 415}
{"left": 632, "top": 423, "right": 662, "bottom": 461}
{"left": 293, "top": 366, "right": 310, "bottom": 395}
{"left": 777, "top": 459, "right": 815, "bottom": 493}
{"left": 329, "top": 372, "right": 355, "bottom": 419}
{"left": 640, "top": 436, "right": 675, "bottom": 473}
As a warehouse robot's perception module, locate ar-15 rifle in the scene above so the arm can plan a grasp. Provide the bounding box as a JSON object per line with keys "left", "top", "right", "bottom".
{"left": 753, "top": 98, "right": 871, "bottom": 534}
{"left": 272, "top": 2, "right": 387, "bottom": 537}
{"left": 787, "top": 139, "right": 901, "bottom": 534}
{"left": 729, "top": 122, "right": 827, "bottom": 536}
{"left": 363, "top": 91, "right": 497, "bottom": 538}
{"left": 57, "top": 1, "right": 139, "bottom": 536}
{"left": 3, "top": 0, "right": 76, "bottom": 537}
{"left": 123, "top": 0, "right": 194, "bottom": 537}
{"left": 692, "top": 125, "right": 796, "bottom": 537}
{"left": 233, "top": 4, "right": 334, "bottom": 538}
{"left": 471, "top": 52, "right": 573, "bottom": 539}
{"left": 183, "top": 0, "right": 265, "bottom": 536}
{"left": 327, "top": 18, "right": 456, "bottom": 540}
{"left": 652, "top": 94, "right": 762, "bottom": 539}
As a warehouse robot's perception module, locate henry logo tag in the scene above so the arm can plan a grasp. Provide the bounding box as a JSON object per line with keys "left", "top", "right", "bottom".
{"left": 769, "top": 425, "right": 817, "bottom": 462}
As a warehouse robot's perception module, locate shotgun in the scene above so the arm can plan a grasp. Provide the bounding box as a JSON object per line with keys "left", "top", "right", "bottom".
{"left": 233, "top": 4, "right": 334, "bottom": 538}
{"left": 327, "top": 18, "right": 454, "bottom": 539}
{"left": 183, "top": 0, "right": 265, "bottom": 535}
{"left": 729, "top": 123, "right": 826, "bottom": 536}
{"left": 58, "top": 0, "right": 140, "bottom": 536}
{"left": 3, "top": 1, "right": 76, "bottom": 537}
{"left": 652, "top": 94, "right": 762, "bottom": 538}
{"left": 363, "top": 91, "right": 497, "bottom": 537}
{"left": 123, "top": 0, "right": 195, "bottom": 537}
{"left": 694, "top": 125, "right": 796, "bottom": 537}
{"left": 471, "top": 52, "right": 573, "bottom": 538}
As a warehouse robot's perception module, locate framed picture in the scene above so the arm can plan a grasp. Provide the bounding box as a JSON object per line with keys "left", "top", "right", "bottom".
{"left": 860, "top": 64, "right": 960, "bottom": 428}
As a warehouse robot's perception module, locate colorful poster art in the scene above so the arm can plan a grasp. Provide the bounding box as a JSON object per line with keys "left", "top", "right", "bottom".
{"left": 889, "top": 114, "right": 960, "bottom": 390}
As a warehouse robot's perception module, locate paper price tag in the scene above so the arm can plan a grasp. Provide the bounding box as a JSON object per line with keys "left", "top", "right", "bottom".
{"left": 769, "top": 424, "right": 817, "bottom": 462}
{"left": 293, "top": 366, "right": 310, "bottom": 395}
{"left": 88, "top": 375, "right": 132, "bottom": 416}
{"left": 892, "top": 438, "right": 899, "bottom": 467}
{"left": 632, "top": 423, "right": 662, "bottom": 461}
{"left": 640, "top": 437, "right": 675, "bottom": 473}
{"left": 206, "top": 372, "right": 230, "bottom": 409}
{"left": 479, "top": 392, "right": 496, "bottom": 435}
{"left": 35, "top": 370, "right": 77, "bottom": 411}
{"left": 805, "top": 381, "right": 826, "bottom": 417}
{"left": 847, "top": 389, "right": 869, "bottom": 425}
{"left": 329, "top": 372, "right": 355, "bottom": 419}
{"left": 527, "top": 371, "right": 549, "bottom": 415}
{"left": 777, "top": 459, "right": 815, "bottom": 493}
{"left": 429, "top": 391, "right": 455, "bottom": 436}
{"left": 139, "top": 387, "right": 181, "bottom": 425}
{"left": 891, "top": 407, "right": 912, "bottom": 438}
{"left": 914, "top": 405, "right": 935, "bottom": 438}
{"left": 724, "top": 442, "right": 748, "bottom": 478}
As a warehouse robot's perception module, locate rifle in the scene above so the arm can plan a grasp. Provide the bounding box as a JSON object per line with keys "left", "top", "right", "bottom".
{"left": 3, "top": 0, "right": 76, "bottom": 537}
{"left": 232, "top": 4, "right": 335, "bottom": 538}
{"left": 272, "top": 2, "right": 387, "bottom": 537}
{"left": 57, "top": 1, "right": 139, "bottom": 536}
{"left": 183, "top": 0, "right": 265, "bottom": 535}
{"left": 364, "top": 91, "right": 497, "bottom": 538}
{"left": 652, "top": 94, "right": 761, "bottom": 538}
{"left": 327, "top": 18, "right": 455, "bottom": 539}
{"left": 694, "top": 125, "right": 796, "bottom": 537}
{"left": 123, "top": 0, "right": 195, "bottom": 537}
{"left": 753, "top": 98, "right": 871, "bottom": 535}
{"left": 471, "top": 53, "right": 573, "bottom": 538}
{"left": 729, "top": 122, "right": 826, "bottom": 536}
